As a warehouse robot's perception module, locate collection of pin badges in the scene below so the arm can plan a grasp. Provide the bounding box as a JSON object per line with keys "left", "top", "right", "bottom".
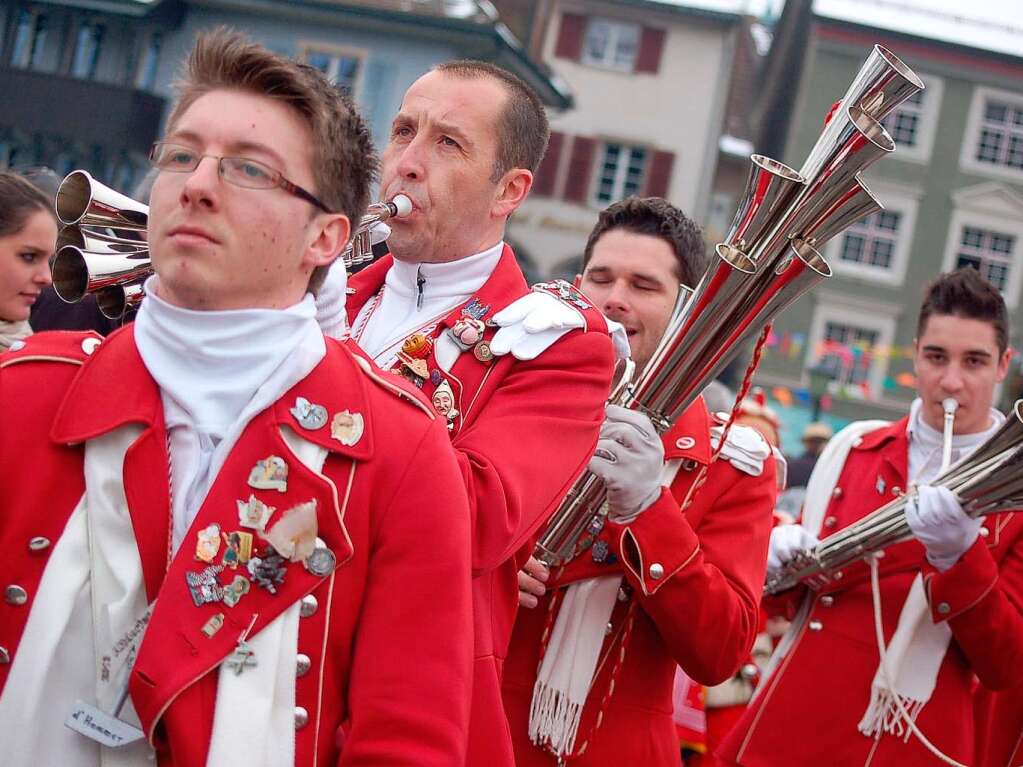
{"left": 182, "top": 396, "right": 353, "bottom": 669}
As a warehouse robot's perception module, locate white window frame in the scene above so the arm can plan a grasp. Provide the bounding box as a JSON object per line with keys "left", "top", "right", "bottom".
{"left": 960, "top": 86, "right": 1023, "bottom": 183}
{"left": 581, "top": 17, "right": 641, "bottom": 73}
{"left": 590, "top": 141, "right": 648, "bottom": 207}
{"left": 296, "top": 42, "right": 366, "bottom": 99}
{"left": 804, "top": 292, "right": 899, "bottom": 400}
{"left": 941, "top": 208, "right": 1023, "bottom": 310}
{"left": 825, "top": 182, "right": 919, "bottom": 287}
{"left": 883, "top": 73, "right": 943, "bottom": 164}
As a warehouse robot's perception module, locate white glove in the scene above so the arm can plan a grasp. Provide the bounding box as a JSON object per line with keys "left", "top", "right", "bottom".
{"left": 490, "top": 291, "right": 585, "bottom": 360}
{"left": 315, "top": 260, "right": 349, "bottom": 340}
{"left": 587, "top": 405, "right": 664, "bottom": 522}
{"left": 767, "top": 524, "right": 820, "bottom": 576}
{"left": 906, "top": 485, "right": 980, "bottom": 572}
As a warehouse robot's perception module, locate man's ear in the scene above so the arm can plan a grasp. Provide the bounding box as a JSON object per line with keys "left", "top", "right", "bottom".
{"left": 572, "top": 273, "right": 583, "bottom": 289}
{"left": 306, "top": 214, "right": 351, "bottom": 270}
{"left": 492, "top": 168, "right": 533, "bottom": 219}
{"left": 996, "top": 347, "right": 1013, "bottom": 383}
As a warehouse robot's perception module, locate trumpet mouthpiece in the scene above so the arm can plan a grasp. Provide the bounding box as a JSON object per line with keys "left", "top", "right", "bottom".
{"left": 390, "top": 194, "right": 413, "bottom": 218}
{"left": 943, "top": 398, "right": 959, "bottom": 415}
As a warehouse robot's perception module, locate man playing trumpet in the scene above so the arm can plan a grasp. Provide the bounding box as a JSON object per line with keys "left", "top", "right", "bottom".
{"left": 719, "top": 267, "right": 1023, "bottom": 766}
{"left": 0, "top": 30, "right": 474, "bottom": 766}
{"left": 503, "top": 197, "right": 779, "bottom": 766}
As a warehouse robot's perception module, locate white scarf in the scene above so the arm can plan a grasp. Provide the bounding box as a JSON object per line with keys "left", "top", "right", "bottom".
{"left": 858, "top": 398, "right": 1003, "bottom": 740}
{"left": 353, "top": 242, "right": 502, "bottom": 369}
{"left": 0, "top": 318, "right": 31, "bottom": 350}
{"left": 528, "top": 459, "right": 684, "bottom": 757}
{"left": 134, "top": 277, "right": 324, "bottom": 548}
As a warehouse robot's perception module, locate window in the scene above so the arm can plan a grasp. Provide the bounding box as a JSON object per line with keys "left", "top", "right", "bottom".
{"left": 818, "top": 322, "right": 878, "bottom": 387}
{"left": 299, "top": 44, "right": 363, "bottom": 96}
{"left": 10, "top": 10, "right": 47, "bottom": 69}
{"left": 805, "top": 294, "right": 898, "bottom": 399}
{"left": 962, "top": 87, "right": 1023, "bottom": 181}
{"left": 839, "top": 210, "right": 900, "bottom": 269}
{"left": 135, "top": 32, "right": 162, "bottom": 90}
{"left": 72, "top": 23, "right": 105, "bottom": 79}
{"left": 593, "top": 142, "right": 646, "bottom": 205}
{"left": 883, "top": 90, "right": 924, "bottom": 146}
{"left": 954, "top": 225, "right": 1016, "bottom": 292}
{"left": 879, "top": 74, "right": 942, "bottom": 163}
{"left": 582, "top": 18, "right": 640, "bottom": 71}
{"left": 975, "top": 100, "right": 1023, "bottom": 171}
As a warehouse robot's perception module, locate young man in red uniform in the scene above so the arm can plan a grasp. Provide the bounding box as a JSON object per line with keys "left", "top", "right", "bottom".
{"left": 345, "top": 61, "right": 616, "bottom": 765}
{"left": 0, "top": 31, "right": 473, "bottom": 766}
{"left": 503, "top": 196, "right": 779, "bottom": 766}
{"left": 720, "top": 267, "right": 1023, "bottom": 766}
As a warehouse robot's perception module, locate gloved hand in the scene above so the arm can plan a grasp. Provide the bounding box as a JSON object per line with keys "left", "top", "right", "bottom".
{"left": 491, "top": 291, "right": 585, "bottom": 361}
{"left": 314, "top": 260, "right": 349, "bottom": 340}
{"left": 906, "top": 484, "right": 980, "bottom": 572}
{"left": 767, "top": 524, "right": 820, "bottom": 576}
{"left": 587, "top": 405, "right": 664, "bottom": 522}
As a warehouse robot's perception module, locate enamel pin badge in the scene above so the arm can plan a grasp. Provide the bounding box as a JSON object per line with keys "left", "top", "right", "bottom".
{"left": 248, "top": 456, "right": 289, "bottom": 493}
{"left": 331, "top": 410, "right": 365, "bottom": 447}
{"left": 291, "top": 397, "right": 328, "bottom": 430}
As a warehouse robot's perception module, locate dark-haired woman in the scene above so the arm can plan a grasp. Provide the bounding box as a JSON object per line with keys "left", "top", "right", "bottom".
{"left": 0, "top": 171, "right": 56, "bottom": 350}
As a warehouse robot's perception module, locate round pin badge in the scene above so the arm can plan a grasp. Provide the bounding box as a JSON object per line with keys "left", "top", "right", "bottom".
{"left": 304, "top": 547, "right": 337, "bottom": 577}
{"left": 473, "top": 341, "right": 493, "bottom": 362}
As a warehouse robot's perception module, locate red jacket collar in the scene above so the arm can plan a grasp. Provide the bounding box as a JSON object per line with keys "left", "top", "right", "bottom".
{"left": 854, "top": 416, "right": 909, "bottom": 452}
{"left": 51, "top": 326, "right": 376, "bottom": 461}
{"left": 661, "top": 397, "right": 712, "bottom": 465}
{"left": 346, "top": 244, "right": 528, "bottom": 327}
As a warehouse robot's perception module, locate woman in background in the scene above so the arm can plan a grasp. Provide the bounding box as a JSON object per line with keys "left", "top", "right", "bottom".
{"left": 0, "top": 171, "right": 55, "bottom": 350}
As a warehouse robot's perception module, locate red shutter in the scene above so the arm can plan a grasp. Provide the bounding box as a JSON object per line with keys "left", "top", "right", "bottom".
{"left": 555, "top": 13, "right": 585, "bottom": 61}
{"left": 644, "top": 150, "right": 675, "bottom": 198}
{"left": 635, "top": 26, "right": 665, "bottom": 74}
{"left": 533, "top": 131, "right": 564, "bottom": 198}
{"left": 563, "top": 137, "right": 597, "bottom": 204}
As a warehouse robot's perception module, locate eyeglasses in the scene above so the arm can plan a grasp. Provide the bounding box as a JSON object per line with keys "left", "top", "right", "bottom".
{"left": 148, "top": 142, "right": 332, "bottom": 213}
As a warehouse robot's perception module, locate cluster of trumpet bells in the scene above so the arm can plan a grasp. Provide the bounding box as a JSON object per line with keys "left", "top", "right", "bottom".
{"left": 765, "top": 400, "right": 1023, "bottom": 595}
{"left": 536, "top": 45, "right": 924, "bottom": 568}
{"left": 50, "top": 170, "right": 413, "bottom": 319}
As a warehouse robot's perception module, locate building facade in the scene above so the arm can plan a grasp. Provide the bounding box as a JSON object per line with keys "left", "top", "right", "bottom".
{"left": 503, "top": 0, "right": 745, "bottom": 279}
{"left": 0, "top": 0, "right": 569, "bottom": 197}
{"left": 753, "top": 0, "right": 1023, "bottom": 420}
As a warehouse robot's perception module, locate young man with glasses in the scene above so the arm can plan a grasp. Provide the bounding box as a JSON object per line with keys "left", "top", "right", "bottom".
{"left": 0, "top": 29, "right": 473, "bottom": 766}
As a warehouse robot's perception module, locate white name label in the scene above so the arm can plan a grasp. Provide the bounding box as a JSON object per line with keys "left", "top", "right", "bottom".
{"left": 65, "top": 700, "right": 145, "bottom": 747}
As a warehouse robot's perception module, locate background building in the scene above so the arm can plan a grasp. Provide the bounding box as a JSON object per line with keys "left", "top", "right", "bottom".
{"left": 501, "top": 0, "right": 752, "bottom": 279}
{"left": 752, "top": 0, "right": 1023, "bottom": 426}
{"left": 0, "top": 0, "right": 569, "bottom": 196}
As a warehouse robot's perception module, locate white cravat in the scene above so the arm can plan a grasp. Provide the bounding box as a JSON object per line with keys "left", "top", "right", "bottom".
{"left": 906, "top": 397, "right": 1004, "bottom": 484}
{"left": 134, "top": 277, "right": 326, "bottom": 549}
{"left": 353, "top": 242, "right": 503, "bottom": 368}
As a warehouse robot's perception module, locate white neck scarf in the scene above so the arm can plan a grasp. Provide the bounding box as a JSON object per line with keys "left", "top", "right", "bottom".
{"left": 134, "top": 276, "right": 326, "bottom": 550}
{"left": 0, "top": 318, "right": 31, "bottom": 351}
{"left": 353, "top": 242, "right": 503, "bottom": 368}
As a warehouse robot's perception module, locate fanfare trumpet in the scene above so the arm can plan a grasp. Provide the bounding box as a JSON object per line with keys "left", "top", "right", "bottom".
{"left": 766, "top": 400, "right": 1023, "bottom": 595}
{"left": 50, "top": 169, "right": 410, "bottom": 318}
{"left": 535, "top": 45, "right": 923, "bottom": 568}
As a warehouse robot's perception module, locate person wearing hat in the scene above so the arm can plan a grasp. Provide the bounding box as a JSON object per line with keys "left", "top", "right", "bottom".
{"left": 786, "top": 422, "right": 833, "bottom": 489}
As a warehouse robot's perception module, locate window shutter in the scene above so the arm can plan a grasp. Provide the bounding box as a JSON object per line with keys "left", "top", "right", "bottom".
{"left": 563, "top": 137, "right": 597, "bottom": 204}
{"left": 635, "top": 27, "right": 665, "bottom": 74}
{"left": 533, "top": 131, "right": 564, "bottom": 198}
{"left": 555, "top": 13, "right": 586, "bottom": 61}
{"left": 644, "top": 150, "right": 675, "bottom": 198}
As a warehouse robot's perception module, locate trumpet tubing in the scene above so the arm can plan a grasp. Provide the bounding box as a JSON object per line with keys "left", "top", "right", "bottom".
{"left": 535, "top": 44, "right": 925, "bottom": 568}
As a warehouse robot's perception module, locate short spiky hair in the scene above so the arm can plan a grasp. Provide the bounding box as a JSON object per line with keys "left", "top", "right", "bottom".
{"left": 917, "top": 266, "right": 1009, "bottom": 354}
{"left": 434, "top": 60, "right": 549, "bottom": 180}
{"left": 583, "top": 196, "right": 707, "bottom": 288}
{"left": 167, "top": 28, "right": 377, "bottom": 291}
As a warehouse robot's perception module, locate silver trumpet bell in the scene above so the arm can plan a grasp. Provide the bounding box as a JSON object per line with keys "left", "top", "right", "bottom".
{"left": 55, "top": 170, "right": 149, "bottom": 230}
{"left": 766, "top": 401, "right": 1023, "bottom": 595}
{"left": 535, "top": 45, "right": 924, "bottom": 568}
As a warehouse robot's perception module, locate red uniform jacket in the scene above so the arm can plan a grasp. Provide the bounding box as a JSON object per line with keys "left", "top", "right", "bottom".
{"left": 0, "top": 328, "right": 474, "bottom": 766}
{"left": 719, "top": 417, "right": 1023, "bottom": 767}
{"left": 975, "top": 684, "right": 1023, "bottom": 767}
{"left": 502, "top": 402, "right": 777, "bottom": 766}
{"left": 347, "top": 245, "right": 615, "bottom": 766}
